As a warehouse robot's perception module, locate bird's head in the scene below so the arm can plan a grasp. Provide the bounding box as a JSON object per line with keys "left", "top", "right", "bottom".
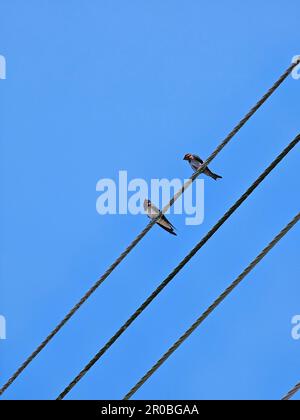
{"left": 144, "top": 199, "right": 152, "bottom": 209}
{"left": 183, "top": 153, "right": 193, "bottom": 161}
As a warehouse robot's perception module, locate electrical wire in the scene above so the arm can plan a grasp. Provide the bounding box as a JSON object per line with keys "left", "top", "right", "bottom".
{"left": 124, "top": 213, "right": 300, "bottom": 399}
{"left": 282, "top": 382, "right": 300, "bottom": 401}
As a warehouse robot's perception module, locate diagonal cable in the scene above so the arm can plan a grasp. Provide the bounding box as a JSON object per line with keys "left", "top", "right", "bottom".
{"left": 123, "top": 213, "right": 300, "bottom": 400}
{"left": 282, "top": 382, "right": 300, "bottom": 401}
{"left": 57, "top": 134, "right": 300, "bottom": 400}
{"left": 1, "top": 60, "right": 298, "bottom": 397}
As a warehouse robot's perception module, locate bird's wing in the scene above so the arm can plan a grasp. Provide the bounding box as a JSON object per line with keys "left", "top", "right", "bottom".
{"left": 157, "top": 221, "right": 177, "bottom": 236}
{"left": 149, "top": 203, "right": 176, "bottom": 231}
{"left": 193, "top": 155, "right": 204, "bottom": 164}
{"left": 160, "top": 214, "right": 176, "bottom": 229}
{"left": 149, "top": 203, "right": 160, "bottom": 216}
{"left": 156, "top": 213, "right": 176, "bottom": 232}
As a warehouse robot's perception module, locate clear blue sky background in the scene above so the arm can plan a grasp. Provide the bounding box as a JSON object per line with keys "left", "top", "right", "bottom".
{"left": 1, "top": 1, "right": 299, "bottom": 400}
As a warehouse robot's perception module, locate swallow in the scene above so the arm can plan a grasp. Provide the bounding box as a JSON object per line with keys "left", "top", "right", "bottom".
{"left": 144, "top": 199, "right": 177, "bottom": 236}
{"left": 183, "top": 153, "right": 222, "bottom": 180}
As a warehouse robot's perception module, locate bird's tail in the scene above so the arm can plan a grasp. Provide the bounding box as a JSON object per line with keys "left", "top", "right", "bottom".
{"left": 211, "top": 172, "right": 222, "bottom": 180}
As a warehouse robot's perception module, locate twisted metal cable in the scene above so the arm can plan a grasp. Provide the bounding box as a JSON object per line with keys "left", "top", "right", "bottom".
{"left": 57, "top": 134, "right": 300, "bottom": 400}
{"left": 124, "top": 213, "right": 300, "bottom": 399}
{"left": 1, "top": 60, "right": 298, "bottom": 397}
{"left": 282, "top": 382, "right": 300, "bottom": 401}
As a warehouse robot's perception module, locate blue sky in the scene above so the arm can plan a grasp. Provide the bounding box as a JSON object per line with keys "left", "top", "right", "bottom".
{"left": 0, "top": 1, "right": 299, "bottom": 400}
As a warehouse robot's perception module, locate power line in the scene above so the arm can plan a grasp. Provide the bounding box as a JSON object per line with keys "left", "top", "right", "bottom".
{"left": 1, "top": 62, "right": 297, "bottom": 398}
{"left": 282, "top": 382, "right": 300, "bottom": 401}
{"left": 57, "top": 134, "right": 300, "bottom": 400}
{"left": 123, "top": 213, "right": 300, "bottom": 400}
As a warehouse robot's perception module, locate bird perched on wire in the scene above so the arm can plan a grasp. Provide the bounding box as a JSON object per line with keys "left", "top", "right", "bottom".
{"left": 144, "top": 199, "right": 177, "bottom": 236}
{"left": 183, "top": 153, "right": 222, "bottom": 180}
